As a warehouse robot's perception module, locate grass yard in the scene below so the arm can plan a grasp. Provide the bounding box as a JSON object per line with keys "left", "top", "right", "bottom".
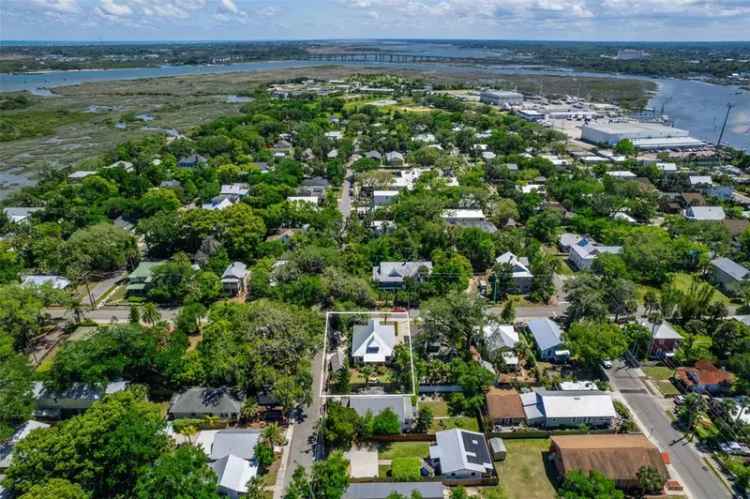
{"left": 642, "top": 366, "right": 674, "bottom": 380}
{"left": 670, "top": 273, "right": 731, "bottom": 305}
{"left": 655, "top": 380, "right": 680, "bottom": 397}
{"left": 487, "top": 439, "right": 557, "bottom": 499}
{"left": 555, "top": 258, "right": 574, "bottom": 276}
{"left": 377, "top": 442, "right": 430, "bottom": 460}
{"left": 430, "top": 416, "right": 479, "bottom": 433}
{"left": 419, "top": 398, "right": 449, "bottom": 417}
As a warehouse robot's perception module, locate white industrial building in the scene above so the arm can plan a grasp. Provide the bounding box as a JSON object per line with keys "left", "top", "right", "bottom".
{"left": 480, "top": 90, "right": 524, "bottom": 107}
{"left": 581, "top": 122, "right": 701, "bottom": 149}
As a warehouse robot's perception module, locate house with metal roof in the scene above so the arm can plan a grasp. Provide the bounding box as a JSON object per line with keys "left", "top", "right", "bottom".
{"left": 526, "top": 319, "right": 565, "bottom": 361}
{"left": 372, "top": 261, "right": 432, "bottom": 289}
{"left": 568, "top": 236, "right": 622, "bottom": 271}
{"left": 522, "top": 390, "right": 616, "bottom": 428}
{"left": 351, "top": 319, "right": 396, "bottom": 364}
{"left": 211, "top": 454, "right": 256, "bottom": 499}
{"left": 429, "top": 429, "right": 494, "bottom": 479}
{"left": 684, "top": 205, "right": 726, "bottom": 221}
{"left": 385, "top": 151, "right": 404, "bottom": 167}
{"left": 21, "top": 275, "right": 71, "bottom": 290}
{"left": 344, "top": 482, "right": 446, "bottom": 499}
{"left": 221, "top": 262, "right": 248, "bottom": 296}
{"left": 220, "top": 183, "right": 250, "bottom": 197}
{"left": 710, "top": 257, "right": 750, "bottom": 295}
{"left": 495, "top": 252, "right": 534, "bottom": 293}
{"left": 638, "top": 319, "right": 683, "bottom": 357}
{"left": 168, "top": 387, "right": 243, "bottom": 420}
{"left": 209, "top": 429, "right": 261, "bottom": 461}
{"left": 202, "top": 194, "right": 238, "bottom": 211}
{"left": 0, "top": 421, "right": 50, "bottom": 469}
{"left": 341, "top": 395, "right": 415, "bottom": 430}
{"left": 3, "top": 207, "right": 41, "bottom": 224}
{"left": 126, "top": 261, "right": 165, "bottom": 295}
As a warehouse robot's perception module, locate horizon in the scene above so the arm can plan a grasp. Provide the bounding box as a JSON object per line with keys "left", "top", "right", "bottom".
{"left": 5, "top": 0, "right": 750, "bottom": 42}
{"left": 4, "top": 38, "right": 750, "bottom": 45}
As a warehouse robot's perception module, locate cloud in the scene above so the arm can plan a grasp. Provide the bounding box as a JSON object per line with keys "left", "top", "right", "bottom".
{"left": 98, "top": 0, "right": 132, "bottom": 17}
{"left": 30, "top": 0, "right": 79, "bottom": 13}
{"left": 220, "top": 0, "right": 240, "bottom": 14}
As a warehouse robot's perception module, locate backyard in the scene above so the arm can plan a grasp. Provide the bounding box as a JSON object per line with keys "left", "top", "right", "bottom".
{"left": 483, "top": 439, "right": 557, "bottom": 499}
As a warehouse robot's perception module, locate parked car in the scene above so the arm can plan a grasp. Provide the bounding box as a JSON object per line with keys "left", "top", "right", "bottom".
{"left": 602, "top": 360, "right": 613, "bottom": 369}
{"left": 673, "top": 395, "right": 685, "bottom": 405}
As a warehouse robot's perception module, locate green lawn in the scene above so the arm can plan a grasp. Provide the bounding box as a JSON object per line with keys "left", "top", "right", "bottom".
{"left": 419, "top": 398, "right": 449, "bottom": 417}
{"left": 555, "top": 258, "right": 574, "bottom": 276}
{"left": 670, "top": 273, "right": 731, "bottom": 305}
{"left": 486, "top": 439, "right": 557, "bottom": 499}
{"left": 430, "top": 416, "right": 479, "bottom": 433}
{"left": 377, "top": 442, "right": 430, "bottom": 460}
{"left": 642, "top": 366, "right": 674, "bottom": 380}
{"left": 655, "top": 380, "right": 680, "bottom": 397}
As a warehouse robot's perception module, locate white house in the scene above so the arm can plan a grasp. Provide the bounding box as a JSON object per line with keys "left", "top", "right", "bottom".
{"left": 684, "top": 206, "right": 726, "bottom": 221}
{"left": 372, "top": 261, "right": 432, "bottom": 289}
{"left": 287, "top": 196, "right": 320, "bottom": 206}
{"left": 211, "top": 454, "right": 257, "bottom": 499}
{"left": 221, "top": 262, "right": 248, "bottom": 296}
{"left": 220, "top": 183, "right": 250, "bottom": 197}
{"left": 3, "top": 207, "right": 41, "bottom": 224}
{"left": 202, "top": 195, "right": 238, "bottom": 211}
{"left": 429, "top": 429, "right": 494, "bottom": 479}
{"left": 495, "top": 252, "right": 534, "bottom": 293}
{"left": 568, "top": 236, "right": 623, "bottom": 271}
{"left": 351, "top": 319, "right": 396, "bottom": 364}
{"left": 373, "top": 190, "right": 399, "bottom": 206}
{"left": 483, "top": 322, "right": 520, "bottom": 370}
{"left": 521, "top": 390, "right": 616, "bottom": 428}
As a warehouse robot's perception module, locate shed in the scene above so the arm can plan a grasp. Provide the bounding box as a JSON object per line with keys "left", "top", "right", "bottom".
{"left": 489, "top": 437, "right": 507, "bottom": 461}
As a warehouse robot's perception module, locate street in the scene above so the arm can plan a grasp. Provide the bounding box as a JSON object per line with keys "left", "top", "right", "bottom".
{"left": 338, "top": 167, "right": 353, "bottom": 221}
{"left": 607, "top": 361, "right": 732, "bottom": 499}
{"left": 281, "top": 350, "right": 325, "bottom": 493}
{"left": 47, "top": 305, "right": 180, "bottom": 324}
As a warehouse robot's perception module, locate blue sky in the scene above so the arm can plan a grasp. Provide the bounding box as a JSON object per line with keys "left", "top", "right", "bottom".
{"left": 4, "top": 0, "right": 750, "bottom": 42}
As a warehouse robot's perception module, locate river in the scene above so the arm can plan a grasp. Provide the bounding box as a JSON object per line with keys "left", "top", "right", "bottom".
{"left": 1, "top": 58, "right": 749, "bottom": 151}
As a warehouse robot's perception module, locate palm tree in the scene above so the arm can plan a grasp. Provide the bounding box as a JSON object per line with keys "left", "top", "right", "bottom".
{"left": 241, "top": 400, "right": 260, "bottom": 422}
{"left": 141, "top": 302, "right": 159, "bottom": 325}
{"left": 676, "top": 393, "right": 705, "bottom": 441}
{"left": 262, "top": 422, "right": 286, "bottom": 446}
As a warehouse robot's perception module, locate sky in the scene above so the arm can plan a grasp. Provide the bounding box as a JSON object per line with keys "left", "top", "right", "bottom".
{"left": 3, "top": 0, "right": 750, "bottom": 42}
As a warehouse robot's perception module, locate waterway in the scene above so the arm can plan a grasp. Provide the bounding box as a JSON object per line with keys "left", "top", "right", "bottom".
{"left": 1, "top": 58, "right": 749, "bottom": 151}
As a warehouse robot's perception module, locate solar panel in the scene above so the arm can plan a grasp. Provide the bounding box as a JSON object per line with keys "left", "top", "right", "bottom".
{"left": 461, "top": 431, "right": 491, "bottom": 466}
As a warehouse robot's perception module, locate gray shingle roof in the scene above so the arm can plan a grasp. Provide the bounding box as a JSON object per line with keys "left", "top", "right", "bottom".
{"left": 344, "top": 395, "right": 414, "bottom": 424}
{"left": 169, "top": 387, "right": 242, "bottom": 415}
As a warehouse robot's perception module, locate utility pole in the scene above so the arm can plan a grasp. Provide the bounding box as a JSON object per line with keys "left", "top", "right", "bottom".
{"left": 716, "top": 103, "right": 734, "bottom": 147}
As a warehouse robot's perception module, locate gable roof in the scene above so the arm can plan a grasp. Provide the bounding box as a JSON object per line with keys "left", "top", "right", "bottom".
{"left": 169, "top": 387, "right": 243, "bottom": 415}
{"left": 352, "top": 319, "right": 396, "bottom": 362}
{"left": 344, "top": 395, "right": 415, "bottom": 423}
{"left": 429, "top": 429, "right": 493, "bottom": 474}
{"left": 495, "top": 252, "right": 533, "bottom": 278}
{"left": 486, "top": 389, "right": 525, "bottom": 421}
{"left": 211, "top": 454, "right": 257, "bottom": 494}
{"left": 372, "top": 261, "right": 432, "bottom": 284}
{"left": 552, "top": 434, "right": 668, "bottom": 483}
{"left": 222, "top": 262, "right": 248, "bottom": 281}
{"left": 344, "top": 483, "right": 446, "bottom": 499}
{"left": 686, "top": 206, "right": 726, "bottom": 221}
{"left": 638, "top": 320, "right": 683, "bottom": 340}
{"left": 483, "top": 323, "right": 519, "bottom": 352}
{"left": 711, "top": 257, "right": 750, "bottom": 281}
{"left": 527, "top": 319, "right": 563, "bottom": 352}
{"left": 675, "top": 360, "right": 734, "bottom": 387}
{"left": 210, "top": 429, "right": 261, "bottom": 460}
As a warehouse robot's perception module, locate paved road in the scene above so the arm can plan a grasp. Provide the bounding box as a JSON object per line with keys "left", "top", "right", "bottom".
{"left": 338, "top": 168, "right": 353, "bottom": 220}
{"left": 47, "top": 305, "right": 179, "bottom": 324}
{"left": 607, "top": 361, "right": 732, "bottom": 499}
{"left": 281, "top": 350, "right": 325, "bottom": 492}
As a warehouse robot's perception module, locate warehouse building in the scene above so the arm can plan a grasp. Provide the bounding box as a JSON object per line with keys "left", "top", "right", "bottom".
{"left": 480, "top": 90, "right": 524, "bottom": 107}
{"left": 581, "top": 122, "right": 701, "bottom": 149}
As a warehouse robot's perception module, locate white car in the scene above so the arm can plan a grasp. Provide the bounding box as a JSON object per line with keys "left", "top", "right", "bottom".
{"left": 602, "top": 360, "right": 613, "bottom": 369}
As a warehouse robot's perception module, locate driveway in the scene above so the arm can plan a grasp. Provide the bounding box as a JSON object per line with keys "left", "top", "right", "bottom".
{"left": 281, "top": 350, "right": 325, "bottom": 493}
{"left": 607, "top": 361, "right": 732, "bottom": 499}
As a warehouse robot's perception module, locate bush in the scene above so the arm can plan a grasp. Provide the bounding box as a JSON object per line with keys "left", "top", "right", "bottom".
{"left": 372, "top": 408, "right": 401, "bottom": 435}
{"left": 391, "top": 457, "right": 421, "bottom": 481}
{"left": 172, "top": 418, "right": 203, "bottom": 433}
